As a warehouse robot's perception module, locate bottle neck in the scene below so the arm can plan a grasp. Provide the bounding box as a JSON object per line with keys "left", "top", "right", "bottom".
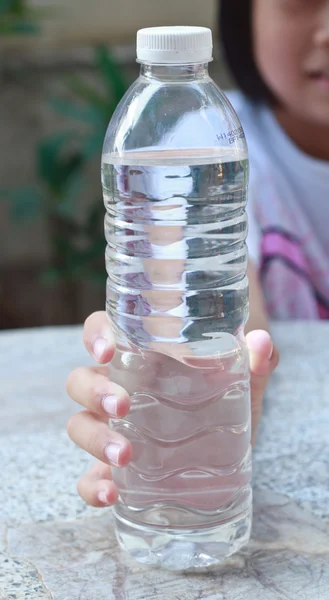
{"left": 139, "top": 62, "right": 209, "bottom": 82}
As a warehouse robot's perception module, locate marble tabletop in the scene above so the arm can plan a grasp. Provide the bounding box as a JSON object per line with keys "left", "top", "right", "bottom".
{"left": 0, "top": 323, "right": 329, "bottom": 599}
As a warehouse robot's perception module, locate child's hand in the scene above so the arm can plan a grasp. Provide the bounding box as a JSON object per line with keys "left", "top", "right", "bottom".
{"left": 66, "top": 312, "right": 279, "bottom": 507}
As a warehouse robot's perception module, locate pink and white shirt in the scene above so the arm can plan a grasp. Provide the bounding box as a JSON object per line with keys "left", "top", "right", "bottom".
{"left": 227, "top": 90, "right": 329, "bottom": 320}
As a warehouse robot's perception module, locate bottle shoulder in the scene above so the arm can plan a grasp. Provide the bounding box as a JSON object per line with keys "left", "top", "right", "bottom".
{"left": 103, "top": 77, "right": 247, "bottom": 160}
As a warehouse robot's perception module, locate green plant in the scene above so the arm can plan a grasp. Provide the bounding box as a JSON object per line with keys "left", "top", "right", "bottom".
{"left": 54, "top": 46, "right": 127, "bottom": 161}
{"left": 0, "top": 0, "right": 49, "bottom": 36}
{"left": 2, "top": 46, "right": 128, "bottom": 319}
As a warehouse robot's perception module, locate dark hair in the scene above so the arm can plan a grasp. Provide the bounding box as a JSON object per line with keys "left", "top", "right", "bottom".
{"left": 219, "top": 0, "right": 275, "bottom": 104}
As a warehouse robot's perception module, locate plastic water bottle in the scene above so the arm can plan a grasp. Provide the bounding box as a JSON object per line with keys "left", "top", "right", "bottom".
{"left": 102, "top": 26, "right": 251, "bottom": 571}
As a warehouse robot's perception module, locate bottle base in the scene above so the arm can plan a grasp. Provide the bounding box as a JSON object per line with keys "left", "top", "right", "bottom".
{"left": 113, "top": 506, "right": 252, "bottom": 572}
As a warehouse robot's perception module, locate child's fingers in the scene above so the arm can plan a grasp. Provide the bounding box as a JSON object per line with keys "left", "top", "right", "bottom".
{"left": 66, "top": 366, "right": 130, "bottom": 419}
{"left": 77, "top": 461, "right": 118, "bottom": 507}
{"left": 83, "top": 311, "right": 116, "bottom": 364}
{"left": 246, "top": 329, "right": 279, "bottom": 443}
{"left": 67, "top": 410, "right": 133, "bottom": 468}
{"left": 247, "top": 329, "right": 278, "bottom": 376}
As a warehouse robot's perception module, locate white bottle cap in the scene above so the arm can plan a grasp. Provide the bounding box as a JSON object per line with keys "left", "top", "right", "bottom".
{"left": 137, "top": 26, "right": 213, "bottom": 65}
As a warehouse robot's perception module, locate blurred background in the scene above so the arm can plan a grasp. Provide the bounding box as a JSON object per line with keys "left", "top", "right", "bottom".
{"left": 0, "top": 0, "right": 233, "bottom": 330}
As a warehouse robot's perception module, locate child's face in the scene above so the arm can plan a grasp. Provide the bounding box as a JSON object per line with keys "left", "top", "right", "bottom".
{"left": 253, "top": 0, "right": 329, "bottom": 125}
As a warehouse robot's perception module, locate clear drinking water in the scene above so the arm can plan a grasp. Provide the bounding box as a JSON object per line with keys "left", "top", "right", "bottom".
{"left": 101, "top": 27, "right": 251, "bottom": 571}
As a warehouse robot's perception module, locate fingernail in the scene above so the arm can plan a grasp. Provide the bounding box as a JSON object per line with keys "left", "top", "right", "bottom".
{"left": 268, "top": 343, "right": 274, "bottom": 360}
{"left": 105, "top": 443, "right": 121, "bottom": 466}
{"left": 102, "top": 395, "right": 118, "bottom": 416}
{"left": 93, "top": 337, "right": 107, "bottom": 361}
{"left": 98, "top": 490, "right": 110, "bottom": 505}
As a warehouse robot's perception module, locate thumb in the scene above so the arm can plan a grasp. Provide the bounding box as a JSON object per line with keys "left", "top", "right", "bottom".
{"left": 246, "top": 330, "right": 279, "bottom": 444}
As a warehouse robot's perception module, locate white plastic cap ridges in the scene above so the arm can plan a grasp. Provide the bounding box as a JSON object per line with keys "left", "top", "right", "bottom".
{"left": 136, "top": 26, "right": 213, "bottom": 65}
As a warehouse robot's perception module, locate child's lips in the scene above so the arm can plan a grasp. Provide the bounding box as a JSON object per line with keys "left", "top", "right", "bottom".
{"left": 309, "top": 71, "right": 329, "bottom": 91}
